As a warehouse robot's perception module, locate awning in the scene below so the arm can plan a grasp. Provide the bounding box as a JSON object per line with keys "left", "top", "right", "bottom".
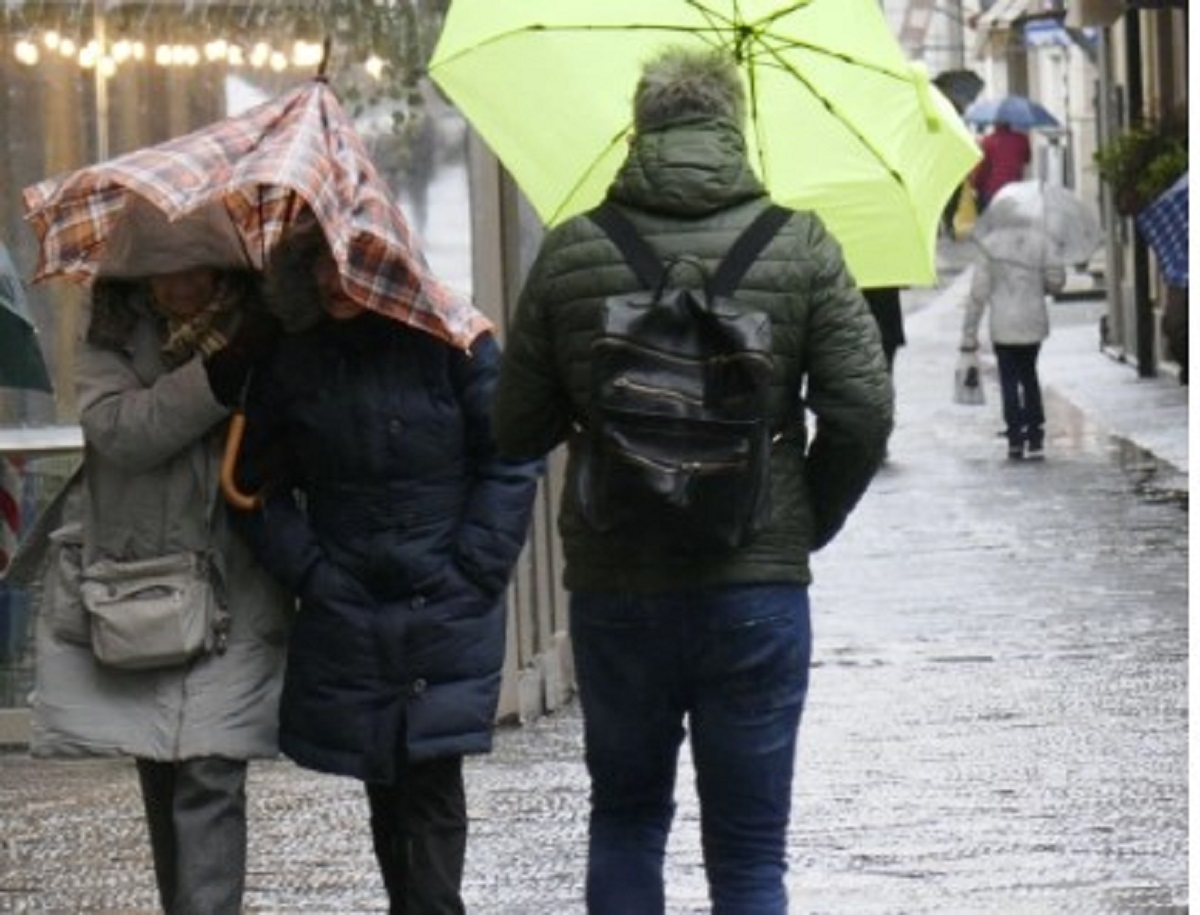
{"left": 978, "top": 0, "right": 1036, "bottom": 30}
{"left": 1024, "top": 19, "right": 1100, "bottom": 43}
{"left": 975, "top": 0, "right": 1067, "bottom": 53}
{"left": 978, "top": 0, "right": 1068, "bottom": 28}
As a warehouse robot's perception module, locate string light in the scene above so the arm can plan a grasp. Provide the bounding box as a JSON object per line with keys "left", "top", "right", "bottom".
{"left": 10, "top": 30, "right": 353, "bottom": 80}
{"left": 14, "top": 40, "right": 39, "bottom": 65}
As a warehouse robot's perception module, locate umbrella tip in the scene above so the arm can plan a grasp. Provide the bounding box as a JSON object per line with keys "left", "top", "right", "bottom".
{"left": 316, "top": 36, "right": 332, "bottom": 81}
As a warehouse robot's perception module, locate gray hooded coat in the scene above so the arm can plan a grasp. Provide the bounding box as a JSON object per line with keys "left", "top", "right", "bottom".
{"left": 28, "top": 281, "right": 291, "bottom": 760}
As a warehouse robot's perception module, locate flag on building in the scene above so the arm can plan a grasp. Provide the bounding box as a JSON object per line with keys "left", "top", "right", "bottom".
{"left": 1136, "top": 172, "right": 1188, "bottom": 289}
{"left": 0, "top": 457, "right": 21, "bottom": 573}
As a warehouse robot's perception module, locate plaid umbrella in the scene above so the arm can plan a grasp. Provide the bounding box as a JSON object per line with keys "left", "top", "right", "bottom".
{"left": 22, "top": 79, "right": 490, "bottom": 351}
{"left": 1136, "top": 172, "right": 1188, "bottom": 288}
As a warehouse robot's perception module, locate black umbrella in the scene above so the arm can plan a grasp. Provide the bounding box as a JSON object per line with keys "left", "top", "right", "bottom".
{"left": 0, "top": 243, "right": 53, "bottom": 393}
{"left": 933, "top": 69, "right": 985, "bottom": 114}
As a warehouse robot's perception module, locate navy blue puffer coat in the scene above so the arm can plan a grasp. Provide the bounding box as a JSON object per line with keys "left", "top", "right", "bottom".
{"left": 235, "top": 312, "right": 540, "bottom": 783}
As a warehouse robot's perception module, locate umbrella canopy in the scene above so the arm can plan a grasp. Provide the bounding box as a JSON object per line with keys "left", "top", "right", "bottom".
{"left": 972, "top": 180, "right": 1103, "bottom": 267}
{"left": 22, "top": 80, "right": 490, "bottom": 350}
{"left": 1135, "top": 172, "right": 1187, "bottom": 288}
{"left": 428, "top": 0, "right": 981, "bottom": 288}
{"left": 0, "top": 243, "right": 53, "bottom": 394}
{"left": 932, "top": 68, "right": 985, "bottom": 113}
{"left": 964, "top": 95, "right": 1061, "bottom": 131}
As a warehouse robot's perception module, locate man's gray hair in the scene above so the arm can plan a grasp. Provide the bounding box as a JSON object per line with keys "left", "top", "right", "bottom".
{"left": 633, "top": 46, "right": 746, "bottom": 133}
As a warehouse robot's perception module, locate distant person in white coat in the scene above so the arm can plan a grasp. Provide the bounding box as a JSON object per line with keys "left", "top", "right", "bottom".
{"left": 960, "top": 240, "right": 1065, "bottom": 460}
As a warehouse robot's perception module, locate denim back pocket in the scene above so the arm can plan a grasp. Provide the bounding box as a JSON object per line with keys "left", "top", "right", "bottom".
{"left": 702, "top": 585, "right": 811, "bottom": 714}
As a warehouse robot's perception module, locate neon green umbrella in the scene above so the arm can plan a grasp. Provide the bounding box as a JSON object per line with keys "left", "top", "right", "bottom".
{"left": 430, "top": 0, "right": 981, "bottom": 287}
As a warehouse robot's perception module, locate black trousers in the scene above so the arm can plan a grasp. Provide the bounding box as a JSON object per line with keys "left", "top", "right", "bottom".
{"left": 136, "top": 757, "right": 248, "bottom": 915}
{"left": 994, "top": 343, "right": 1045, "bottom": 447}
{"left": 366, "top": 755, "right": 468, "bottom": 915}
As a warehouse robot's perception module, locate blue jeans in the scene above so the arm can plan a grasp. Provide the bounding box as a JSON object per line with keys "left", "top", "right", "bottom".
{"left": 994, "top": 343, "right": 1044, "bottom": 447}
{"left": 570, "top": 585, "right": 812, "bottom": 915}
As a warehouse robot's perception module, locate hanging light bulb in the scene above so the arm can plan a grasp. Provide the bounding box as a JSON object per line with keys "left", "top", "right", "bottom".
{"left": 14, "top": 39, "right": 40, "bottom": 66}
{"left": 249, "top": 41, "right": 270, "bottom": 68}
{"left": 292, "top": 40, "right": 323, "bottom": 68}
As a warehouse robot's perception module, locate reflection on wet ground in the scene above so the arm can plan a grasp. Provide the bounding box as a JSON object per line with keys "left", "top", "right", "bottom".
{"left": 0, "top": 258, "right": 1187, "bottom": 914}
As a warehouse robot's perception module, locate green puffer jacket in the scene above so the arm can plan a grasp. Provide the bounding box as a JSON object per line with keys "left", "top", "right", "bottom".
{"left": 493, "top": 116, "right": 894, "bottom": 592}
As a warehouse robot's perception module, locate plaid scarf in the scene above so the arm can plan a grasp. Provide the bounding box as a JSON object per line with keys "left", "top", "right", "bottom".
{"left": 88, "top": 272, "right": 257, "bottom": 365}
{"left": 159, "top": 275, "right": 246, "bottom": 368}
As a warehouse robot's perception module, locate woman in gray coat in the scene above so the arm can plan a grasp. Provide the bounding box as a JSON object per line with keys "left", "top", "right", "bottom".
{"left": 31, "top": 258, "right": 291, "bottom": 915}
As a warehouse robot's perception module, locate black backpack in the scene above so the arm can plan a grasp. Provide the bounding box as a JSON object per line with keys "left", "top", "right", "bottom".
{"left": 573, "top": 202, "right": 791, "bottom": 551}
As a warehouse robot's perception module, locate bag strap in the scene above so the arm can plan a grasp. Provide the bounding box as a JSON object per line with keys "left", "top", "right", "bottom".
{"left": 588, "top": 202, "right": 666, "bottom": 290}
{"left": 589, "top": 202, "right": 792, "bottom": 299}
{"left": 708, "top": 205, "right": 792, "bottom": 298}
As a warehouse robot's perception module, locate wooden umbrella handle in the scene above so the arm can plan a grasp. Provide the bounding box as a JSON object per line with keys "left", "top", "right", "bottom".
{"left": 220, "top": 411, "right": 263, "bottom": 511}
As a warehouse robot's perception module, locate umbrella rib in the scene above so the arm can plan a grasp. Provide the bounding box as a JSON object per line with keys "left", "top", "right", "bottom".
{"left": 431, "top": 22, "right": 744, "bottom": 69}
{"left": 752, "top": 34, "right": 911, "bottom": 80}
{"left": 548, "top": 125, "right": 634, "bottom": 226}
{"left": 744, "top": 36, "right": 928, "bottom": 259}
{"left": 686, "top": 0, "right": 818, "bottom": 34}
{"left": 751, "top": 39, "right": 908, "bottom": 189}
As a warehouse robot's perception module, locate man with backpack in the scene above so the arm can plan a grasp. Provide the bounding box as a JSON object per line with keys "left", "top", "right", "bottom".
{"left": 492, "top": 46, "right": 894, "bottom": 914}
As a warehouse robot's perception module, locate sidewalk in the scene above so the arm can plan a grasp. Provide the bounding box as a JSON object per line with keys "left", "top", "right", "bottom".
{"left": 0, "top": 240, "right": 1188, "bottom": 914}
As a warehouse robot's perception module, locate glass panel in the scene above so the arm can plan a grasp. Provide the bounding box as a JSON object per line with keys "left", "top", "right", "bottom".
{"left": 0, "top": 1, "right": 467, "bottom": 708}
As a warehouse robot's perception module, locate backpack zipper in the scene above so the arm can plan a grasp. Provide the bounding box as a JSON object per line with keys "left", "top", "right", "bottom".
{"left": 610, "top": 447, "right": 748, "bottom": 475}
{"left": 596, "top": 338, "right": 773, "bottom": 373}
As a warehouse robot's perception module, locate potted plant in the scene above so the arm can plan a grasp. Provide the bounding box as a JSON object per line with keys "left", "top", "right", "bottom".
{"left": 1094, "top": 116, "right": 1188, "bottom": 216}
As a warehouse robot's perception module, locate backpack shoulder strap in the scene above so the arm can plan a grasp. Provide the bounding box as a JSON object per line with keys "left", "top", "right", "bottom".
{"left": 588, "top": 203, "right": 666, "bottom": 290}
{"left": 708, "top": 205, "right": 792, "bottom": 298}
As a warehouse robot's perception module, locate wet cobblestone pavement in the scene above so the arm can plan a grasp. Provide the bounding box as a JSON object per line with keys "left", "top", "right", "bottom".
{"left": 0, "top": 264, "right": 1188, "bottom": 913}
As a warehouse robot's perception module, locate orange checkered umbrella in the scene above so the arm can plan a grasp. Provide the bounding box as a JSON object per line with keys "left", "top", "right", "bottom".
{"left": 22, "top": 79, "right": 490, "bottom": 351}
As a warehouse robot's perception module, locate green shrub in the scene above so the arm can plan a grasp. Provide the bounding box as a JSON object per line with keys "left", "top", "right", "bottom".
{"left": 1094, "top": 119, "right": 1188, "bottom": 215}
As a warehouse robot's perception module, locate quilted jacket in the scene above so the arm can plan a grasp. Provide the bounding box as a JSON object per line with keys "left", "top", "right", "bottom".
{"left": 235, "top": 312, "right": 541, "bottom": 782}
{"left": 493, "top": 115, "right": 894, "bottom": 592}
